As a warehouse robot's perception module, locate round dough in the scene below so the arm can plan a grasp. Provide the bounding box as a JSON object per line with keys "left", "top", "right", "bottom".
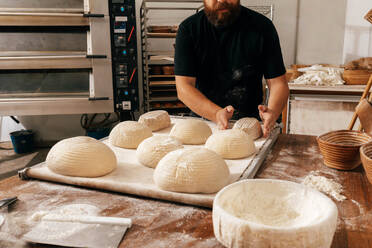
{"left": 153, "top": 147, "right": 230, "bottom": 193}
{"left": 136, "top": 135, "right": 183, "bottom": 168}
{"left": 46, "top": 136, "right": 117, "bottom": 177}
{"left": 109, "top": 121, "right": 152, "bottom": 149}
{"left": 213, "top": 179, "right": 338, "bottom": 248}
{"left": 205, "top": 129, "right": 256, "bottom": 159}
{"left": 233, "top": 117, "right": 262, "bottom": 140}
{"left": 138, "top": 110, "right": 171, "bottom": 131}
{"left": 169, "top": 119, "right": 212, "bottom": 145}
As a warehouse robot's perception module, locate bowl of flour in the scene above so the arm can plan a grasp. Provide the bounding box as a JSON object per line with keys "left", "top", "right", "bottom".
{"left": 212, "top": 179, "right": 338, "bottom": 248}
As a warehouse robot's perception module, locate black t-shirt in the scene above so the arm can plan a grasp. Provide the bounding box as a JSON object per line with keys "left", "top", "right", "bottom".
{"left": 174, "top": 6, "right": 286, "bottom": 119}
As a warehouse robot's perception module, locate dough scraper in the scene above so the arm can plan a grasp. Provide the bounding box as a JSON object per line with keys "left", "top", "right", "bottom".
{"left": 22, "top": 215, "right": 132, "bottom": 248}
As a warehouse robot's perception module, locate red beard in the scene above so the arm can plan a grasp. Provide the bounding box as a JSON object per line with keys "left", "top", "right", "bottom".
{"left": 204, "top": 0, "right": 241, "bottom": 27}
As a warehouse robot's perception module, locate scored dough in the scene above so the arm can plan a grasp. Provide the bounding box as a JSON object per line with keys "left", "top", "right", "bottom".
{"left": 138, "top": 110, "right": 171, "bottom": 131}
{"left": 205, "top": 129, "right": 256, "bottom": 159}
{"left": 109, "top": 121, "right": 152, "bottom": 149}
{"left": 232, "top": 117, "right": 262, "bottom": 140}
{"left": 136, "top": 135, "right": 183, "bottom": 168}
{"left": 169, "top": 119, "right": 212, "bottom": 145}
{"left": 153, "top": 147, "right": 230, "bottom": 193}
{"left": 46, "top": 136, "right": 117, "bottom": 177}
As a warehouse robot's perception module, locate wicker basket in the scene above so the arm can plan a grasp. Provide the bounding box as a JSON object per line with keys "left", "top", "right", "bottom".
{"left": 285, "top": 69, "right": 303, "bottom": 82}
{"left": 317, "top": 130, "right": 372, "bottom": 170}
{"left": 342, "top": 69, "right": 372, "bottom": 85}
{"left": 361, "top": 141, "right": 372, "bottom": 184}
{"left": 365, "top": 9, "right": 372, "bottom": 24}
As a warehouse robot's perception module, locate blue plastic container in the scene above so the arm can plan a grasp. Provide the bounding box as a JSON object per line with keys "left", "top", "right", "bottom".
{"left": 10, "top": 130, "right": 34, "bottom": 154}
{"left": 86, "top": 128, "right": 111, "bottom": 140}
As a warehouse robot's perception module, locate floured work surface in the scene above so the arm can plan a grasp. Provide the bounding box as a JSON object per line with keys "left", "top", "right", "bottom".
{"left": 21, "top": 116, "right": 278, "bottom": 208}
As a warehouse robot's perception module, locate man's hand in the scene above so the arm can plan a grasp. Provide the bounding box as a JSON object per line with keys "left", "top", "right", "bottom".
{"left": 258, "top": 105, "right": 276, "bottom": 137}
{"left": 216, "top": 105, "right": 234, "bottom": 130}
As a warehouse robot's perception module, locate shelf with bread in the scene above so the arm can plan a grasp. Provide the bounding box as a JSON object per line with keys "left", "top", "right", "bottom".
{"left": 286, "top": 59, "right": 372, "bottom": 87}
{"left": 140, "top": 0, "right": 201, "bottom": 114}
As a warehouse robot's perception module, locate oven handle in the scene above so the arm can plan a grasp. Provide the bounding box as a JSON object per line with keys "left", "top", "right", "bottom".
{"left": 89, "top": 97, "right": 110, "bottom": 101}
{"left": 83, "top": 13, "right": 104, "bottom": 18}
{"left": 86, "top": 55, "right": 107, "bottom": 59}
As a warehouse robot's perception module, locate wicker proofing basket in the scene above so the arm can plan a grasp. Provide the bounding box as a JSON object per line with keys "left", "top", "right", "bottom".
{"left": 365, "top": 9, "right": 372, "bottom": 24}
{"left": 342, "top": 69, "right": 372, "bottom": 85}
{"left": 317, "top": 130, "right": 372, "bottom": 170}
{"left": 361, "top": 141, "right": 372, "bottom": 184}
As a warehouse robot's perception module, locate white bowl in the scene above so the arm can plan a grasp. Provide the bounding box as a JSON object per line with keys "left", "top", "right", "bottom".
{"left": 213, "top": 179, "right": 338, "bottom": 248}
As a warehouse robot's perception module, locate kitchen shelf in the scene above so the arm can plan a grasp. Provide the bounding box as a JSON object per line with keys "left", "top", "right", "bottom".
{"left": 151, "top": 105, "right": 188, "bottom": 110}
{"left": 147, "top": 32, "right": 177, "bottom": 38}
{"left": 149, "top": 96, "right": 178, "bottom": 102}
{"left": 146, "top": 51, "right": 174, "bottom": 56}
{"left": 141, "top": 0, "right": 201, "bottom": 113}
{"left": 148, "top": 59, "right": 174, "bottom": 65}
{"left": 149, "top": 80, "right": 176, "bottom": 86}
{"left": 149, "top": 75, "right": 175, "bottom": 78}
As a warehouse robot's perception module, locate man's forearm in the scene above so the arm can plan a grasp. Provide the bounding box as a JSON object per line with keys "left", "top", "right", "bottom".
{"left": 267, "top": 75, "right": 289, "bottom": 121}
{"left": 176, "top": 76, "right": 222, "bottom": 122}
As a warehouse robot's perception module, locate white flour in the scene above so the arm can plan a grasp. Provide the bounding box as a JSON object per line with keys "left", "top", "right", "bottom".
{"left": 291, "top": 65, "right": 344, "bottom": 86}
{"left": 302, "top": 171, "right": 346, "bottom": 201}
{"left": 30, "top": 203, "right": 100, "bottom": 222}
{"left": 27, "top": 204, "right": 101, "bottom": 240}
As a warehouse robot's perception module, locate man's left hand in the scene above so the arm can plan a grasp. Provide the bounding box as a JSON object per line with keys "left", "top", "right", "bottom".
{"left": 258, "top": 105, "right": 276, "bottom": 138}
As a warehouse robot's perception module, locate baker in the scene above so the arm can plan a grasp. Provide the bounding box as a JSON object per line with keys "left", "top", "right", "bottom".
{"left": 174, "top": 0, "right": 289, "bottom": 137}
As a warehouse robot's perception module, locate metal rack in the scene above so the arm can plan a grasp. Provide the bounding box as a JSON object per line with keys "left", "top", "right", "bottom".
{"left": 140, "top": 0, "right": 202, "bottom": 113}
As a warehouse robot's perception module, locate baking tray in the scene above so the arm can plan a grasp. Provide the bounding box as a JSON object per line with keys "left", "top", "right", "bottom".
{"left": 19, "top": 116, "right": 279, "bottom": 208}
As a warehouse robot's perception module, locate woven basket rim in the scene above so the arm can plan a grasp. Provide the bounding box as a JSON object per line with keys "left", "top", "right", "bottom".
{"left": 317, "top": 130, "right": 372, "bottom": 148}
{"left": 365, "top": 8, "right": 372, "bottom": 24}
{"left": 361, "top": 141, "right": 372, "bottom": 161}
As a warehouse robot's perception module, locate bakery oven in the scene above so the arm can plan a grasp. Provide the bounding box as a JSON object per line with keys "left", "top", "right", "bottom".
{"left": 0, "top": 0, "right": 142, "bottom": 119}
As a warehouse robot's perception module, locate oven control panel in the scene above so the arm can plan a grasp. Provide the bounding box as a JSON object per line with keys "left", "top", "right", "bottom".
{"left": 109, "top": 0, "right": 139, "bottom": 112}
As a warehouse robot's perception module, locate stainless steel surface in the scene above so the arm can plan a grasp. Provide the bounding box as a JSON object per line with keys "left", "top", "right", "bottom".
{"left": 240, "top": 126, "right": 280, "bottom": 179}
{"left": 0, "top": 0, "right": 114, "bottom": 116}
{"left": 23, "top": 221, "right": 129, "bottom": 248}
{"left": 0, "top": 196, "right": 17, "bottom": 209}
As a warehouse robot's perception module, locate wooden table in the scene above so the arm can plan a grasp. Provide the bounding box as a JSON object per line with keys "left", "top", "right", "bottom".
{"left": 0, "top": 134, "right": 371, "bottom": 248}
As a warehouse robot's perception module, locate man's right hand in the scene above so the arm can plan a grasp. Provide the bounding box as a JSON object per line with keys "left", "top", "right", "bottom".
{"left": 215, "top": 105, "right": 234, "bottom": 130}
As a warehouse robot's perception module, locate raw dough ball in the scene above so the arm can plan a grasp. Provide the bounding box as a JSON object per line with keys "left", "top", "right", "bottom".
{"left": 169, "top": 119, "right": 212, "bottom": 145}
{"left": 138, "top": 110, "right": 171, "bottom": 131}
{"left": 213, "top": 179, "right": 338, "bottom": 248}
{"left": 205, "top": 129, "right": 256, "bottom": 159}
{"left": 153, "top": 147, "right": 230, "bottom": 193}
{"left": 233, "top": 117, "right": 262, "bottom": 140}
{"left": 109, "top": 121, "right": 152, "bottom": 149}
{"left": 136, "top": 135, "right": 183, "bottom": 168}
{"left": 46, "top": 136, "right": 116, "bottom": 177}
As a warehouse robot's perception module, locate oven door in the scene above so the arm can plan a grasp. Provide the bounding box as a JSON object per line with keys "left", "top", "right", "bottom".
{"left": 0, "top": 0, "right": 114, "bottom": 116}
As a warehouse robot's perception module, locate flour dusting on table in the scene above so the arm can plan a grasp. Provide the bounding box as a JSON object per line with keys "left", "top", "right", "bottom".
{"left": 302, "top": 171, "right": 346, "bottom": 201}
